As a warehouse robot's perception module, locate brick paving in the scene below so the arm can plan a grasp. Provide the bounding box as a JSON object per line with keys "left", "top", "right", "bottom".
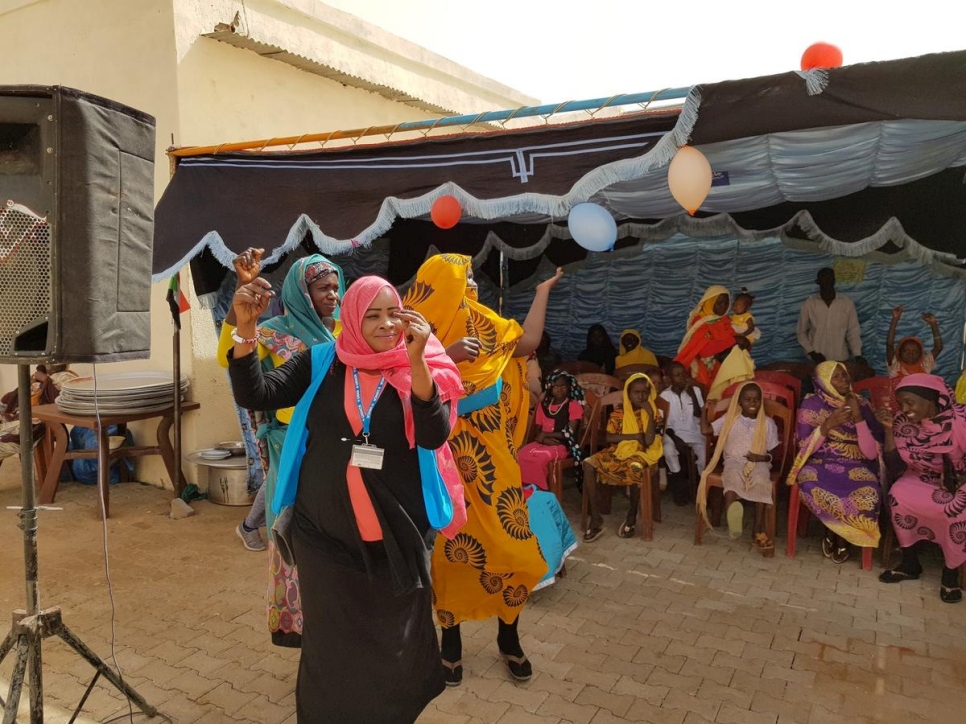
{"left": 1, "top": 479, "right": 964, "bottom": 723}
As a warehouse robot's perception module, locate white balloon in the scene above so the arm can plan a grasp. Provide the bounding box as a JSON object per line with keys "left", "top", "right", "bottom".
{"left": 568, "top": 203, "right": 617, "bottom": 252}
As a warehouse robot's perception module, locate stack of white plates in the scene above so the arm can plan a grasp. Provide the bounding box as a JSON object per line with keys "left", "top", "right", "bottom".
{"left": 56, "top": 371, "right": 189, "bottom": 416}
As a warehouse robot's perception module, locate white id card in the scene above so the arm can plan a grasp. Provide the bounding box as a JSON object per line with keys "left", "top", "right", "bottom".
{"left": 350, "top": 444, "right": 385, "bottom": 470}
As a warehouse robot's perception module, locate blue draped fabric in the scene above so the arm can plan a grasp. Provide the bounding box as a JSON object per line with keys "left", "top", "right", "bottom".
{"left": 504, "top": 235, "right": 965, "bottom": 382}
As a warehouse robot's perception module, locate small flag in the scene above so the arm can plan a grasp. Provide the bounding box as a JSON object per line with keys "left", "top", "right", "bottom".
{"left": 166, "top": 272, "right": 190, "bottom": 329}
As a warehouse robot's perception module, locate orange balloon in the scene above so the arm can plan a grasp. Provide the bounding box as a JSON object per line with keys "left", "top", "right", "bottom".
{"left": 801, "top": 42, "right": 843, "bottom": 71}
{"left": 430, "top": 195, "right": 461, "bottom": 229}
{"left": 667, "top": 145, "right": 712, "bottom": 216}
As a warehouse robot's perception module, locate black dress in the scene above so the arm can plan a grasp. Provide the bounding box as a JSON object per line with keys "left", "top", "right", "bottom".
{"left": 229, "top": 350, "right": 449, "bottom": 723}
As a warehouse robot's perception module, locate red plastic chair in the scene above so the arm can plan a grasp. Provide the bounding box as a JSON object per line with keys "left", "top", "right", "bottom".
{"left": 754, "top": 370, "right": 802, "bottom": 412}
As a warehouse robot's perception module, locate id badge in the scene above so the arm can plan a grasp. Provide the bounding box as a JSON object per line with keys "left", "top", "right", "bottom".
{"left": 351, "top": 444, "right": 385, "bottom": 470}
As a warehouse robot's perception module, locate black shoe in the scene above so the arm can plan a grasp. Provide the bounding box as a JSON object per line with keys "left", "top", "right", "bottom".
{"left": 441, "top": 658, "right": 463, "bottom": 686}
{"left": 879, "top": 567, "right": 922, "bottom": 583}
{"left": 940, "top": 586, "right": 963, "bottom": 604}
{"left": 500, "top": 651, "right": 532, "bottom": 681}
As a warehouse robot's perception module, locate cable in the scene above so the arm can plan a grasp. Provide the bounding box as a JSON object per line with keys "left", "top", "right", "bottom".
{"left": 91, "top": 362, "right": 135, "bottom": 722}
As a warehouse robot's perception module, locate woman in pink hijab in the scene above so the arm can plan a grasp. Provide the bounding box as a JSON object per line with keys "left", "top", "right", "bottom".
{"left": 228, "top": 274, "right": 463, "bottom": 722}
{"left": 876, "top": 374, "right": 966, "bottom": 604}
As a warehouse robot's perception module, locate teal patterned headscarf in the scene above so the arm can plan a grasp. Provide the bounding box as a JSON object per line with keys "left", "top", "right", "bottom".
{"left": 258, "top": 254, "right": 345, "bottom": 361}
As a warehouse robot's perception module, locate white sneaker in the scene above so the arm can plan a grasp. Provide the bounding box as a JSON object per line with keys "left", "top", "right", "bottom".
{"left": 236, "top": 522, "right": 266, "bottom": 551}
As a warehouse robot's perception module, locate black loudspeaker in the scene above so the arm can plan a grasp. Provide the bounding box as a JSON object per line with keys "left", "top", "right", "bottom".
{"left": 0, "top": 86, "right": 156, "bottom": 363}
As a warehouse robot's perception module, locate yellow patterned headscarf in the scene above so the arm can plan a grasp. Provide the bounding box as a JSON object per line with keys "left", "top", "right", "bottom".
{"left": 621, "top": 373, "right": 657, "bottom": 435}
{"left": 403, "top": 254, "right": 523, "bottom": 396}
{"left": 814, "top": 360, "right": 847, "bottom": 406}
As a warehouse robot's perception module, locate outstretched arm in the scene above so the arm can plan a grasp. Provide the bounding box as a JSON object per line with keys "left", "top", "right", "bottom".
{"left": 923, "top": 312, "right": 943, "bottom": 359}
{"left": 886, "top": 306, "right": 901, "bottom": 364}
{"left": 513, "top": 268, "right": 563, "bottom": 358}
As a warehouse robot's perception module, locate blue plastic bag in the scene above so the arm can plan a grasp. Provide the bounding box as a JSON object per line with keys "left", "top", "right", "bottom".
{"left": 69, "top": 425, "right": 134, "bottom": 485}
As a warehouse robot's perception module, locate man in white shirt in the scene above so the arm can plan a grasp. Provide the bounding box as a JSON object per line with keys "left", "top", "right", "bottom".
{"left": 660, "top": 362, "right": 705, "bottom": 506}
{"left": 796, "top": 267, "right": 866, "bottom": 365}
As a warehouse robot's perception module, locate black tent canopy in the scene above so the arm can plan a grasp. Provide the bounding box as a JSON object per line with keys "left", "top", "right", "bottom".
{"left": 153, "top": 50, "right": 966, "bottom": 295}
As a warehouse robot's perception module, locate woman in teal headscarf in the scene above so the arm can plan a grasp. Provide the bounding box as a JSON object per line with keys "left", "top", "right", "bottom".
{"left": 218, "top": 248, "right": 344, "bottom": 647}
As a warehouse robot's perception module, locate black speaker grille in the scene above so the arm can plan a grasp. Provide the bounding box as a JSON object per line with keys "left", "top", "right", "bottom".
{"left": 0, "top": 200, "right": 50, "bottom": 357}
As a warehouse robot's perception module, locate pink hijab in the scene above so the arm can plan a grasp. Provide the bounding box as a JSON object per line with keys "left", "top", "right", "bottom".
{"left": 894, "top": 374, "right": 966, "bottom": 480}
{"left": 335, "top": 276, "right": 462, "bottom": 445}
{"left": 335, "top": 276, "right": 466, "bottom": 537}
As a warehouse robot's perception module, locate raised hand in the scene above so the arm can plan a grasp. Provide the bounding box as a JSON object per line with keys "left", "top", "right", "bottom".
{"left": 891, "top": 305, "right": 903, "bottom": 323}
{"left": 233, "top": 248, "right": 264, "bottom": 287}
{"left": 922, "top": 312, "right": 938, "bottom": 326}
{"left": 394, "top": 309, "right": 431, "bottom": 361}
{"left": 535, "top": 267, "right": 564, "bottom": 294}
{"left": 446, "top": 337, "right": 481, "bottom": 363}
{"left": 820, "top": 407, "right": 852, "bottom": 435}
{"left": 232, "top": 277, "right": 274, "bottom": 329}
{"left": 875, "top": 406, "right": 894, "bottom": 430}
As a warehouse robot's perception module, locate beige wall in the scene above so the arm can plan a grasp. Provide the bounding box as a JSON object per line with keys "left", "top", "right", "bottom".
{"left": 0, "top": 0, "right": 529, "bottom": 491}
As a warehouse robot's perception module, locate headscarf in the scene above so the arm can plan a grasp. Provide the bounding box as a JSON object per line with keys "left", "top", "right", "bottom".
{"left": 259, "top": 254, "right": 344, "bottom": 360}
{"left": 678, "top": 285, "right": 730, "bottom": 352}
{"left": 697, "top": 381, "right": 770, "bottom": 528}
{"left": 612, "top": 373, "right": 662, "bottom": 463}
{"left": 894, "top": 374, "right": 966, "bottom": 491}
{"left": 336, "top": 276, "right": 463, "bottom": 447}
{"left": 579, "top": 324, "right": 618, "bottom": 372}
{"left": 785, "top": 361, "right": 847, "bottom": 486}
{"left": 541, "top": 371, "right": 586, "bottom": 475}
{"left": 615, "top": 329, "right": 658, "bottom": 369}
{"left": 337, "top": 276, "right": 467, "bottom": 539}
{"left": 895, "top": 337, "right": 928, "bottom": 376}
{"left": 403, "top": 254, "right": 522, "bottom": 395}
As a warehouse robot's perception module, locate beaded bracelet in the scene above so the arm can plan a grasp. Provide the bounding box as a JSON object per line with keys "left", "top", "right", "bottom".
{"left": 231, "top": 329, "right": 258, "bottom": 345}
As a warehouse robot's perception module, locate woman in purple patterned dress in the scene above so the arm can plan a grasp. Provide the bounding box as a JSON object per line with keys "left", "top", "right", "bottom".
{"left": 787, "top": 361, "right": 883, "bottom": 564}
{"left": 876, "top": 374, "right": 966, "bottom": 603}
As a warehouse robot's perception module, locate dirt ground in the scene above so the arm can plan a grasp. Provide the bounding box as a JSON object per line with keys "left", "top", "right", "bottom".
{"left": 1, "top": 469, "right": 964, "bottom": 723}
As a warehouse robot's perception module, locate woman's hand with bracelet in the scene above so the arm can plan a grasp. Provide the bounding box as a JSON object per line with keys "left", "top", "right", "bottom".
{"left": 232, "top": 277, "right": 274, "bottom": 349}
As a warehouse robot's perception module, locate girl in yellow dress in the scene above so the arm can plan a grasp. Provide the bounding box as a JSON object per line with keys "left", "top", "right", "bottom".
{"left": 581, "top": 373, "right": 664, "bottom": 540}
{"left": 404, "top": 253, "right": 563, "bottom": 687}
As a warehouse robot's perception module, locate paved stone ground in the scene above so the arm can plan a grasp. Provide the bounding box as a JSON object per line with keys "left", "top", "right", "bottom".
{"left": 1, "top": 477, "right": 964, "bottom": 723}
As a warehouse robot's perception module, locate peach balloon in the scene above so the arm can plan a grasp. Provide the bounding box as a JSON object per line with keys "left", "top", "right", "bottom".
{"left": 667, "top": 145, "right": 712, "bottom": 215}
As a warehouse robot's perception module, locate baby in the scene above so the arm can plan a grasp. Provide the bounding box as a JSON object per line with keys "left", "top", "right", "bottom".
{"left": 730, "top": 289, "right": 761, "bottom": 346}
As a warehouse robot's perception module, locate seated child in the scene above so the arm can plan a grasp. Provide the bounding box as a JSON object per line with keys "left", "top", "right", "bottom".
{"left": 616, "top": 329, "right": 659, "bottom": 370}
{"left": 660, "top": 361, "right": 706, "bottom": 506}
{"left": 886, "top": 306, "right": 942, "bottom": 378}
{"left": 730, "top": 289, "right": 761, "bottom": 346}
{"left": 581, "top": 374, "right": 663, "bottom": 541}
{"left": 698, "top": 382, "right": 779, "bottom": 550}
{"left": 518, "top": 371, "right": 585, "bottom": 491}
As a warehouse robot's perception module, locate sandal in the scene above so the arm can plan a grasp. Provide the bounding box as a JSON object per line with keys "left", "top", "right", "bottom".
{"left": 441, "top": 658, "right": 463, "bottom": 686}
{"left": 583, "top": 526, "right": 604, "bottom": 543}
{"left": 878, "top": 567, "right": 922, "bottom": 584}
{"left": 753, "top": 533, "right": 774, "bottom": 553}
{"left": 821, "top": 532, "right": 834, "bottom": 559}
{"left": 830, "top": 543, "right": 850, "bottom": 565}
{"left": 617, "top": 522, "right": 635, "bottom": 539}
{"left": 500, "top": 651, "right": 532, "bottom": 681}
{"left": 940, "top": 586, "right": 963, "bottom": 604}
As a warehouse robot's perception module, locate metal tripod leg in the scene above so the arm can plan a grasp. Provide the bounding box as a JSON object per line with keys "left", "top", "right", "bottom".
{"left": 2, "top": 634, "right": 29, "bottom": 724}
{"left": 58, "top": 624, "right": 156, "bottom": 718}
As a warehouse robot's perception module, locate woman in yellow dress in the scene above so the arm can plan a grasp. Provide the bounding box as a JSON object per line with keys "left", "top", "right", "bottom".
{"left": 404, "top": 254, "right": 563, "bottom": 686}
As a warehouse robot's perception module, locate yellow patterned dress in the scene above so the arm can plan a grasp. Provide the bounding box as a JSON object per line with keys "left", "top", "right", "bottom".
{"left": 404, "top": 254, "right": 548, "bottom": 625}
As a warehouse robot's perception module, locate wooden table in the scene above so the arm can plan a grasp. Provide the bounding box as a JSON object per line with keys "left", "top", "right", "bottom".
{"left": 31, "top": 401, "right": 200, "bottom": 518}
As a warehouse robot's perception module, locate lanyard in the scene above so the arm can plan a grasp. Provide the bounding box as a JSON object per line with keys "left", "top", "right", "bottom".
{"left": 352, "top": 368, "right": 387, "bottom": 443}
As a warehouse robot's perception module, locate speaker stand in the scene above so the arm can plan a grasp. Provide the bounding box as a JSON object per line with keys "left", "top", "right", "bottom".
{"left": 0, "top": 364, "right": 156, "bottom": 723}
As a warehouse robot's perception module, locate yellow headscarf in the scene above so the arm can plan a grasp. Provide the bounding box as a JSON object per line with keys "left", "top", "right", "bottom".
{"left": 678, "top": 285, "right": 731, "bottom": 352}
{"left": 403, "top": 254, "right": 523, "bottom": 396}
{"left": 615, "top": 373, "right": 663, "bottom": 461}
{"left": 785, "top": 361, "right": 846, "bottom": 486}
{"left": 615, "top": 329, "right": 658, "bottom": 369}
{"left": 697, "top": 381, "right": 771, "bottom": 528}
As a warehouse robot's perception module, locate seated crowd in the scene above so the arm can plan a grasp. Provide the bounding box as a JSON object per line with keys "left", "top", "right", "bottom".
{"left": 525, "top": 269, "right": 964, "bottom": 605}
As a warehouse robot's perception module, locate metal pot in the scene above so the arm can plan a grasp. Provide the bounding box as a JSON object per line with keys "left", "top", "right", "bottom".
{"left": 205, "top": 465, "right": 253, "bottom": 507}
